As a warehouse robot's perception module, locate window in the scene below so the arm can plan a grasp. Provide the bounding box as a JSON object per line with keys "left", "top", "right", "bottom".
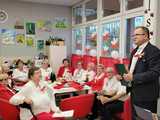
{"left": 85, "top": 0, "right": 97, "bottom": 22}
{"left": 73, "top": 5, "right": 83, "bottom": 24}
{"left": 85, "top": 25, "right": 97, "bottom": 56}
{"left": 72, "top": 28, "right": 83, "bottom": 55}
{"left": 102, "top": 0, "right": 120, "bottom": 17}
{"left": 125, "top": 0, "right": 144, "bottom": 10}
{"left": 101, "top": 20, "right": 120, "bottom": 57}
{"left": 126, "top": 16, "right": 144, "bottom": 56}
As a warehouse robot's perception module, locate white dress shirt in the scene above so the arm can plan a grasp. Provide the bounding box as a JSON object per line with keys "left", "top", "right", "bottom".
{"left": 129, "top": 42, "right": 148, "bottom": 73}
{"left": 9, "top": 80, "right": 59, "bottom": 120}
{"left": 103, "top": 76, "right": 126, "bottom": 95}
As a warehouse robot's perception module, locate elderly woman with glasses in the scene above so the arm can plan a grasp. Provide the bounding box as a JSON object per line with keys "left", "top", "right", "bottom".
{"left": 85, "top": 64, "right": 106, "bottom": 92}
{"left": 9, "top": 67, "right": 62, "bottom": 120}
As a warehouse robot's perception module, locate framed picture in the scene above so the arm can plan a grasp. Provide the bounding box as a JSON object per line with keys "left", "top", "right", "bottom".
{"left": 26, "top": 22, "right": 35, "bottom": 35}
{"left": 37, "top": 40, "right": 44, "bottom": 51}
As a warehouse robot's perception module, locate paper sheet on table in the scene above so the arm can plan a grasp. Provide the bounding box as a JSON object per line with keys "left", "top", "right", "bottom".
{"left": 53, "top": 110, "right": 74, "bottom": 118}
{"left": 134, "top": 105, "right": 153, "bottom": 120}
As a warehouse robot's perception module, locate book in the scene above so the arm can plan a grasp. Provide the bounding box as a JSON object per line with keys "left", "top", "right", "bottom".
{"left": 115, "top": 64, "right": 127, "bottom": 76}
{"left": 115, "top": 64, "right": 130, "bottom": 87}
{"left": 53, "top": 110, "right": 74, "bottom": 118}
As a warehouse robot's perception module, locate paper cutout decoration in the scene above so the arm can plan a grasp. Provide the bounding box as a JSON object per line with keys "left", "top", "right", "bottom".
{"left": 111, "top": 50, "right": 119, "bottom": 59}
{"left": 54, "top": 17, "right": 68, "bottom": 28}
{"left": 0, "top": 9, "right": 8, "bottom": 23}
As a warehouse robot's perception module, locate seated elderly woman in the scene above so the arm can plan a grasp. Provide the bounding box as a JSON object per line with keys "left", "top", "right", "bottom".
{"left": 9, "top": 67, "right": 62, "bottom": 120}
{"left": 1, "top": 63, "right": 13, "bottom": 88}
{"left": 85, "top": 64, "right": 106, "bottom": 92}
{"left": 40, "top": 59, "right": 54, "bottom": 82}
{"left": 73, "top": 61, "right": 85, "bottom": 83}
{"left": 81, "top": 62, "right": 96, "bottom": 82}
{"left": 0, "top": 64, "right": 15, "bottom": 91}
{"left": 57, "top": 58, "right": 73, "bottom": 82}
{"left": 12, "top": 59, "right": 28, "bottom": 91}
{"left": 88, "top": 67, "right": 126, "bottom": 120}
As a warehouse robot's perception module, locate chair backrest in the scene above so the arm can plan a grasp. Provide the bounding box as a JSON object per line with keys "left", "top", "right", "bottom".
{"left": 116, "top": 96, "right": 132, "bottom": 120}
{"left": 60, "top": 94, "right": 94, "bottom": 119}
{"left": 71, "top": 54, "right": 83, "bottom": 69}
{"left": 0, "top": 98, "right": 20, "bottom": 120}
{"left": 0, "top": 85, "right": 19, "bottom": 120}
{"left": 123, "top": 97, "right": 132, "bottom": 120}
{"left": 82, "top": 55, "right": 97, "bottom": 69}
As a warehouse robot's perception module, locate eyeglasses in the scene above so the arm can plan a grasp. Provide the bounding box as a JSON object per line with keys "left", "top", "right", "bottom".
{"left": 131, "top": 34, "right": 145, "bottom": 37}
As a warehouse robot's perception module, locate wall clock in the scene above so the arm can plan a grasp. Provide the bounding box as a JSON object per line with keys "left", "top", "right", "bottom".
{"left": 0, "top": 9, "right": 8, "bottom": 23}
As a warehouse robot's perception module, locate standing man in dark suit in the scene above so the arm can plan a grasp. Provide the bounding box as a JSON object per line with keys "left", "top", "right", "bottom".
{"left": 123, "top": 26, "right": 160, "bottom": 119}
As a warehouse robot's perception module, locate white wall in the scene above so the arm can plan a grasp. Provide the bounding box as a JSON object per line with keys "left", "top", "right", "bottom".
{"left": 0, "top": 0, "right": 72, "bottom": 60}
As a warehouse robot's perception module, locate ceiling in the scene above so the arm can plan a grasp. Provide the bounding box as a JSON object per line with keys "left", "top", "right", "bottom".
{"left": 18, "top": 0, "right": 83, "bottom": 6}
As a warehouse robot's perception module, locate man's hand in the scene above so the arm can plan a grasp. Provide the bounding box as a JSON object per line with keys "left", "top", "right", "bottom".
{"left": 115, "top": 74, "right": 123, "bottom": 81}
{"left": 97, "top": 96, "right": 110, "bottom": 104}
{"left": 123, "top": 72, "right": 133, "bottom": 81}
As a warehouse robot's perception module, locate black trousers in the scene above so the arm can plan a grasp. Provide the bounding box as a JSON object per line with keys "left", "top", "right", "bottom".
{"left": 91, "top": 94, "right": 124, "bottom": 120}
{"left": 131, "top": 100, "right": 158, "bottom": 120}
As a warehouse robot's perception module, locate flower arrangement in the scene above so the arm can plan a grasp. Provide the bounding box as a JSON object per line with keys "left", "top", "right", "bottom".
{"left": 103, "top": 31, "right": 110, "bottom": 41}
{"left": 134, "top": 52, "right": 145, "bottom": 59}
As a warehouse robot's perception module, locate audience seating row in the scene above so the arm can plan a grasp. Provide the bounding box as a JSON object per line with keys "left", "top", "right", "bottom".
{"left": 71, "top": 54, "right": 131, "bottom": 120}
{"left": 71, "top": 54, "right": 130, "bottom": 71}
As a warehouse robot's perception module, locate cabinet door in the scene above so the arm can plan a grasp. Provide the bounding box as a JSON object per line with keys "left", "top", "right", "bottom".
{"left": 48, "top": 46, "right": 67, "bottom": 74}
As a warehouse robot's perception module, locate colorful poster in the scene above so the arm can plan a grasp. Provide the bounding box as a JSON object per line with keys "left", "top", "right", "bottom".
{"left": 54, "top": 17, "right": 68, "bottom": 29}
{"left": 37, "top": 20, "right": 52, "bottom": 32}
{"left": 26, "top": 35, "right": 34, "bottom": 47}
{"left": 37, "top": 40, "right": 44, "bottom": 51}
{"left": 14, "top": 20, "right": 24, "bottom": 29}
{"left": 37, "top": 20, "right": 45, "bottom": 30}
{"left": 0, "top": 28, "right": 16, "bottom": 45}
{"left": 16, "top": 33, "right": 25, "bottom": 45}
{"left": 26, "top": 22, "right": 35, "bottom": 35}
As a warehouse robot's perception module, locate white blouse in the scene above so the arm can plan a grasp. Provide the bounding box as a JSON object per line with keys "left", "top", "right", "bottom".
{"left": 12, "top": 68, "right": 28, "bottom": 90}
{"left": 73, "top": 68, "right": 85, "bottom": 83}
{"left": 12, "top": 68, "right": 28, "bottom": 82}
{"left": 40, "top": 67, "right": 52, "bottom": 81}
{"left": 9, "top": 80, "right": 59, "bottom": 120}
{"left": 81, "top": 70, "right": 96, "bottom": 82}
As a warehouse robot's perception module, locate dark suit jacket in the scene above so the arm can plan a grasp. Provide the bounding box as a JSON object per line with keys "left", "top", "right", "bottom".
{"left": 129, "top": 42, "right": 160, "bottom": 102}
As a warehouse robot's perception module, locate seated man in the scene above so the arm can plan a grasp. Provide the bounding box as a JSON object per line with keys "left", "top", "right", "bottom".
{"left": 88, "top": 67, "right": 126, "bottom": 120}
